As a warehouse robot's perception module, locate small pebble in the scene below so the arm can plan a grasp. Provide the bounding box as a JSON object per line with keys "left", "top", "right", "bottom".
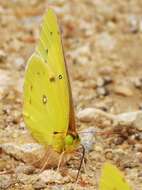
{"left": 79, "top": 127, "right": 96, "bottom": 153}
{"left": 96, "top": 77, "right": 105, "bottom": 87}
{"left": 114, "top": 85, "right": 133, "bottom": 96}
{"left": 98, "top": 66, "right": 113, "bottom": 75}
{"left": 33, "top": 179, "right": 46, "bottom": 189}
{"left": 139, "top": 104, "right": 142, "bottom": 110}
{"left": 97, "top": 87, "right": 108, "bottom": 96}
{"left": 38, "top": 170, "right": 69, "bottom": 184}
{"left": 136, "top": 152, "right": 142, "bottom": 163}
{"left": 133, "top": 78, "right": 142, "bottom": 89}
{"left": 1, "top": 143, "right": 44, "bottom": 164}
{"left": 96, "top": 32, "right": 116, "bottom": 51}
{"left": 134, "top": 133, "right": 142, "bottom": 140}
{"left": 128, "top": 15, "right": 139, "bottom": 33}
{"left": 105, "top": 151, "right": 113, "bottom": 159}
{"left": 114, "top": 137, "right": 124, "bottom": 145}
{"left": 0, "top": 175, "right": 13, "bottom": 189}
{"left": 15, "top": 163, "right": 35, "bottom": 174}
{"left": 103, "top": 76, "right": 113, "bottom": 85}
{"left": 0, "top": 50, "right": 6, "bottom": 62}
{"left": 17, "top": 173, "right": 38, "bottom": 185}
{"left": 15, "top": 57, "right": 25, "bottom": 70}
{"left": 77, "top": 108, "right": 96, "bottom": 122}
{"left": 135, "top": 144, "right": 142, "bottom": 152}
{"left": 94, "top": 145, "right": 103, "bottom": 152}
{"left": 18, "top": 122, "right": 26, "bottom": 130}
{"left": 0, "top": 159, "right": 7, "bottom": 171}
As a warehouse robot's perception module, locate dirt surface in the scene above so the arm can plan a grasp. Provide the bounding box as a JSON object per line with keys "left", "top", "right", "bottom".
{"left": 1, "top": 0, "right": 142, "bottom": 189}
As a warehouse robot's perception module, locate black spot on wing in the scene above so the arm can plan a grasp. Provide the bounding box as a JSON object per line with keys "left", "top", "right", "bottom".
{"left": 49, "top": 76, "right": 55, "bottom": 82}
{"left": 30, "top": 85, "right": 33, "bottom": 91}
{"left": 53, "top": 131, "right": 64, "bottom": 135}
{"left": 58, "top": 74, "right": 63, "bottom": 79}
{"left": 37, "top": 72, "right": 40, "bottom": 75}
{"left": 46, "top": 48, "right": 48, "bottom": 54}
{"left": 29, "top": 97, "right": 31, "bottom": 104}
{"left": 53, "top": 131, "right": 59, "bottom": 134}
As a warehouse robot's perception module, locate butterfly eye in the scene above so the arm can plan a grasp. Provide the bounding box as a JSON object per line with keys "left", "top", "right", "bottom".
{"left": 50, "top": 31, "right": 53, "bottom": 35}
{"left": 42, "top": 95, "right": 47, "bottom": 104}
{"left": 58, "top": 74, "right": 63, "bottom": 79}
{"left": 65, "top": 134, "right": 74, "bottom": 145}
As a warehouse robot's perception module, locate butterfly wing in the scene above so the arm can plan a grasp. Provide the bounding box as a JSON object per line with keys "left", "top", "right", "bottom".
{"left": 99, "top": 163, "right": 133, "bottom": 190}
{"left": 37, "top": 9, "right": 77, "bottom": 135}
{"left": 23, "top": 9, "right": 71, "bottom": 152}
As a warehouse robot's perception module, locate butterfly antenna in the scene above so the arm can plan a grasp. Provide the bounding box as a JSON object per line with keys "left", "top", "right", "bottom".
{"left": 75, "top": 144, "right": 85, "bottom": 182}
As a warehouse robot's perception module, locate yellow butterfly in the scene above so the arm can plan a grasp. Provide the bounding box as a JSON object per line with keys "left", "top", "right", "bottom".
{"left": 23, "top": 8, "right": 82, "bottom": 171}
{"left": 99, "top": 163, "right": 133, "bottom": 190}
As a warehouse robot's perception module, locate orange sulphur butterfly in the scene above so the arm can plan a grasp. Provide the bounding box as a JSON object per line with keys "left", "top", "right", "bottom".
{"left": 23, "top": 9, "right": 80, "bottom": 154}
{"left": 99, "top": 163, "right": 133, "bottom": 190}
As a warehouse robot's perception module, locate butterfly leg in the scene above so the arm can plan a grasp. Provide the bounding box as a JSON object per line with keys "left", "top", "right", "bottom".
{"left": 30, "top": 151, "right": 46, "bottom": 167}
{"left": 29, "top": 149, "right": 52, "bottom": 171}
{"left": 39, "top": 151, "right": 52, "bottom": 172}
{"left": 57, "top": 151, "right": 65, "bottom": 172}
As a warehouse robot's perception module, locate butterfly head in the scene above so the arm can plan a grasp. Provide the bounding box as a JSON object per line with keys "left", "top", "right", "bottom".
{"left": 65, "top": 133, "right": 80, "bottom": 151}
